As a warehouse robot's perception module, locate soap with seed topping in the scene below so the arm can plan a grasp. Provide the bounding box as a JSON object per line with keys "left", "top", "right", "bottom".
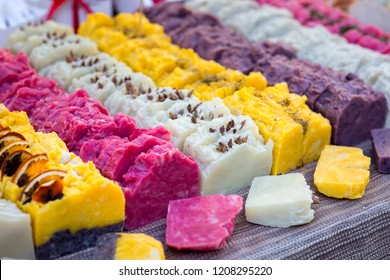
{"left": 183, "top": 115, "right": 273, "bottom": 195}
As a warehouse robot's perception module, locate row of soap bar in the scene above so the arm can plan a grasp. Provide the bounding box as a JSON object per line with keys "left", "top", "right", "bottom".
{"left": 0, "top": 105, "right": 125, "bottom": 260}
{"left": 4, "top": 21, "right": 274, "bottom": 196}
{"left": 78, "top": 12, "right": 332, "bottom": 175}
{"left": 185, "top": 0, "right": 390, "bottom": 126}
{"left": 0, "top": 49, "right": 200, "bottom": 231}
{"left": 256, "top": 0, "right": 390, "bottom": 54}
{"left": 145, "top": 1, "right": 387, "bottom": 146}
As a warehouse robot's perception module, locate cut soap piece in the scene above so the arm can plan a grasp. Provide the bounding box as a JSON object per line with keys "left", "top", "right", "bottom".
{"left": 94, "top": 233, "right": 165, "bottom": 260}
{"left": 0, "top": 199, "right": 35, "bottom": 260}
{"left": 183, "top": 115, "right": 273, "bottom": 195}
{"left": 371, "top": 128, "right": 390, "bottom": 173}
{"left": 245, "top": 173, "right": 314, "bottom": 228}
{"left": 166, "top": 194, "right": 243, "bottom": 251}
{"left": 314, "top": 145, "right": 371, "bottom": 199}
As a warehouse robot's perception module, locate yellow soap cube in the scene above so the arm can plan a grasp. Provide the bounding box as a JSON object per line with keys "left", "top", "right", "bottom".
{"left": 314, "top": 145, "right": 371, "bottom": 199}
{"left": 114, "top": 233, "right": 165, "bottom": 260}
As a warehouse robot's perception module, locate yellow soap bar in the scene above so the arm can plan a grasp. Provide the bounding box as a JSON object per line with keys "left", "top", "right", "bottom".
{"left": 0, "top": 105, "right": 125, "bottom": 248}
{"left": 114, "top": 233, "right": 165, "bottom": 260}
{"left": 260, "top": 83, "right": 331, "bottom": 164}
{"left": 314, "top": 145, "right": 371, "bottom": 199}
{"left": 224, "top": 87, "right": 303, "bottom": 175}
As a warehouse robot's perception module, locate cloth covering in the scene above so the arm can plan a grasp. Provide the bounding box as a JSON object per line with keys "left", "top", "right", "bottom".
{"left": 60, "top": 141, "right": 390, "bottom": 260}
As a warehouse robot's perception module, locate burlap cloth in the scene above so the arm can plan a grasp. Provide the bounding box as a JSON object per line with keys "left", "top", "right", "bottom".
{"left": 61, "top": 141, "right": 390, "bottom": 260}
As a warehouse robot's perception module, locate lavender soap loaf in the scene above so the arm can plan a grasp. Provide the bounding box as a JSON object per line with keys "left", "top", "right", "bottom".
{"left": 371, "top": 128, "right": 390, "bottom": 173}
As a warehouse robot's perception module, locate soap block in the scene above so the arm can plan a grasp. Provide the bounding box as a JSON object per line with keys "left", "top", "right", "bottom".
{"left": 183, "top": 115, "right": 273, "bottom": 195}
{"left": 314, "top": 145, "right": 371, "bottom": 199}
{"left": 95, "top": 233, "right": 165, "bottom": 260}
{"left": 224, "top": 87, "right": 303, "bottom": 175}
{"left": 371, "top": 128, "right": 390, "bottom": 173}
{"left": 245, "top": 173, "right": 314, "bottom": 228}
{"left": 0, "top": 199, "right": 35, "bottom": 260}
{"left": 166, "top": 194, "right": 243, "bottom": 251}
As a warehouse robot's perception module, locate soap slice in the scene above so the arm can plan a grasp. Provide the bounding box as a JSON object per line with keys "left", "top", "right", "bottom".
{"left": 245, "top": 173, "right": 314, "bottom": 228}
{"left": 314, "top": 145, "right": 371, "bottom": 199}
{"left": 0, "top": 199, "right": 35, "bottom": 260}
{"left": 183, "top": 115, "right": 273, "bottom": 195}
{"left": 371, "top": 128, "right": 390, "bottom": 173}
{"left": 94, "top": 233, "right": 165, "bottom": 260}
{"left": 166, "top": 194, "right": 243, "bottom": 251}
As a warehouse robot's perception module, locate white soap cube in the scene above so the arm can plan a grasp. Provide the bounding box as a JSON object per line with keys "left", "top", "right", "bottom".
{"left": 245, "top": 173, "right": 314, "bottom": 228}
{"left": 0, "top": 199, "right": 35, "bottom": 260}
{"left": 184, "top": 115, "right": 273, "bottom": 195}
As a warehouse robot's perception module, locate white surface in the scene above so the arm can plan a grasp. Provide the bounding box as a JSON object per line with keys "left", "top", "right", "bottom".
{"left": 0, "top": 199, "right": 35, "bottom": 260}
{"left": 245, "top": 173, "right": 314, "bottom": 228}
{"left": 184, "top": 116, "right": 273, "bottom": 195}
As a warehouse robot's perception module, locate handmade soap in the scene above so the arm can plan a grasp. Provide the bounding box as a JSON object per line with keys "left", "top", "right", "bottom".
{"left": 94, "top": 233, "right": 165, "bottom": 260}
{"left": 371, "top": 128, "right": 390, "bottom": 173}
{"left": 183, "top": 115, "right": 273, "bottom": 195}
{"left": 0, "top": 199, "right": 35, "bottom": 260}
{"left": 314, "top": 145, "right": 371, "bottom": 199}
{"left": 166, "top": 194, "right": 243, "bottom": 251}
{"left": 245, "top": 173, "right": 314, "bottom": 228}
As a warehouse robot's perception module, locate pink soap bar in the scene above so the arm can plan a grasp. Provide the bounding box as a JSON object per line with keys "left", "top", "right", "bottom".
{"left": 166, "top": 194, "right": 243, "bottom": 251}
{"left": 121, "top": 143, "right": 199, "bottom": 230}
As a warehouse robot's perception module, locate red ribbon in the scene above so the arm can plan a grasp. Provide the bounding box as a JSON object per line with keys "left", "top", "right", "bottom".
{"left": 46, "top": 0, "right": 93, "bottom": 32}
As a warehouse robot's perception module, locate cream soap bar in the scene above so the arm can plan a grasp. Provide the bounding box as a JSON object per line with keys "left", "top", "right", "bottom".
{"left": 245, "top": 173, "right": 314, "bottom": 228}
{"left": 0, "top": 199, "right": 35, "bottom": 260}
{"left": 183, "top": 115, "right": 273, "bottom": 195}
{"left": 314, "top": 145, "right": 371, "bottom": 199}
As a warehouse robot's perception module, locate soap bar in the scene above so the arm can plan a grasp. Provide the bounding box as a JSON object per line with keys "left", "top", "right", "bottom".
{"left": 371, "top": 128, "right": 390, "bottom": 173}
{"left": 166, "top": 194, "right": 243, "bottom": 251}
{"left": 0, "top": 199, "right": 35, "bottom": 260}
{"left": 183, "top": 115, "right": 273, "bottom": 195}
{"left": 314, "top": 145, "right": 371, "bottom": 199}
{"left": 95, "top": 233, "right": 165, "bottom": 260}
{"left": 245, "top": 173, "right": 314, "bottom": 228}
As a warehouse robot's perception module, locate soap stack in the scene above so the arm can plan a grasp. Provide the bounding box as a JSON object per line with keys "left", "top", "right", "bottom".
{"left": 184, "top": 0, "right": 390, "bottom": 122}
{"left": 144, "top": 1, "right": 388, "bottom": 146}
{"left": 78, "top": 12, "right": 332, "bottom": 175}
{"left": 3, "top": 22, "right": 275, "bottom": 197}
{"left": 0, "top": 104, "right": 125, "bottom": 260}
{"left": 256, "top": 0, "right": 390, "bottom": 54}
{"left": 0, "top": 49, "right": 200, "bottom": 231}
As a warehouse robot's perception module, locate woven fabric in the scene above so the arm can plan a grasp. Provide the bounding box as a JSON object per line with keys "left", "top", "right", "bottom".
{"left": 61, "top": 141, "right": 390, "bottom": 260}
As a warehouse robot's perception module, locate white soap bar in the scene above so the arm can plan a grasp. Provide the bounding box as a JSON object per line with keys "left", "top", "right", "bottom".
{"left": 41, "top": 53, "right": 119, "bottom": 90}
{"left": 245, "top": 173, "right": 314, "bottom": 228}
{"left": 29, "top": 35, "right": 99, "bottom": 70}
{"left": 184, "top": 115, "right": 273, "bottom": 195}
{"left": 4, "top": 20, "right": 72, "bottom": 54}
{"left": 0, "top": 199, "right": 35, "bottom": 260}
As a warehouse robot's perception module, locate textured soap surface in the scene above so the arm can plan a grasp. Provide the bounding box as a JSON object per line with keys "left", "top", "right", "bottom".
{"left": 166, "top": 194, "right": 243, "bottom": 251}
{"left": 0, "top": 199, "right": 35, "bottom": 260}
{"left": 314, "top": 145, "right": 371, "bottom": 199}
{"left": 245, "top": 173, "right": 314, "bottom": 228}
{"left": 95, "top": 233, "right": 165, "bottom": 260}
{"left": 371, "top": 128, "right": 390, "bottom": 173}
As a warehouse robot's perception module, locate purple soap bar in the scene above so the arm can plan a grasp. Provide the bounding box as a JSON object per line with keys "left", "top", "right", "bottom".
{"left": 371, "top": 128, "right": 390, "bottom": 173}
